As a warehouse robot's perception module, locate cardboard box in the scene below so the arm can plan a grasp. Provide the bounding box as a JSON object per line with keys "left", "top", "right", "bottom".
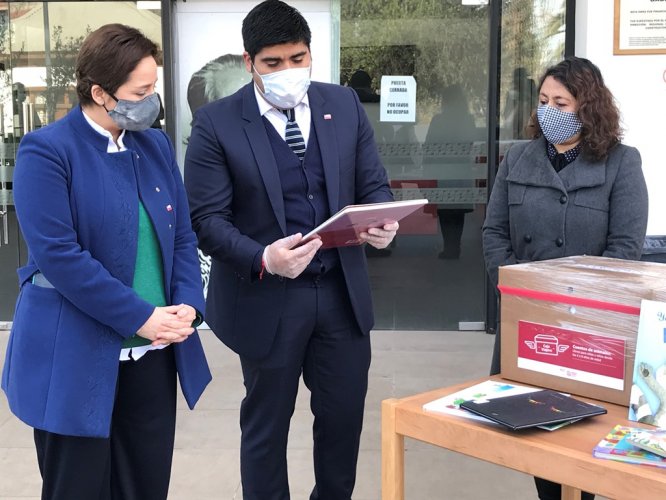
{"left": 499, "top": 256, "right": 666, "bottom": 406}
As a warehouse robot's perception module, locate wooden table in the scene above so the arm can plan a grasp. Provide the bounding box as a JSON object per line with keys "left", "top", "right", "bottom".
{"left": 381, "top": 378, "right": 666, "bottom": 500}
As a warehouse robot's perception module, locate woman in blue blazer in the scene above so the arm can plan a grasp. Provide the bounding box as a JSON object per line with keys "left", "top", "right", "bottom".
{"left": 1, "top": 24, "right": 211, "bottom": 499}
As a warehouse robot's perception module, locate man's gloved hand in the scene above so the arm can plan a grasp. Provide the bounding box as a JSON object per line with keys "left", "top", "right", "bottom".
{"left": 263, "top": 233, "right": 323, "bottom": 279}
{"left": 360, "top": 221, "right": 399, "bottom": 249}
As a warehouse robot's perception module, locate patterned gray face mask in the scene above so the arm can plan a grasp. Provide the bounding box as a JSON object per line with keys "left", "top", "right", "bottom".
{"left": 105, "top": 92, "right": 161, "bottom": 131}
{"left": 537, "top": 104, "right": 582, "bottom": 145}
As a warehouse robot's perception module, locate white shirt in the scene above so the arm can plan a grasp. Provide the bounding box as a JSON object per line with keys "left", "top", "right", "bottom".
{"left": 82, "top": 110, "right": 166, "bottom": 362}
{"left": 253, "top": 84, "right": 311, "bottom": 145}
{"left": 82, "top": 110, "right": 127, "bottom": 152}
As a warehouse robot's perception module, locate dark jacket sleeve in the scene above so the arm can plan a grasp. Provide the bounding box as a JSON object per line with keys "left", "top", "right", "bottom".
{"left": 184, "top": 107, "right": 265, "bottom": 281}
{"left": 482, "top": 151, "right": 518, "bottom": 287}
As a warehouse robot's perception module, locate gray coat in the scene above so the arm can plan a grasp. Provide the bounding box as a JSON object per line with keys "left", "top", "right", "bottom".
{"left": 483, "top": 137, "right": 649, "bottom": 286}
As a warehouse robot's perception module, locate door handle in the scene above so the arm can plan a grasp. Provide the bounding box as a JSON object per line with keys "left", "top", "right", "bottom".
{"left": 0, "top": 206, "right": 7, "bottom": 246}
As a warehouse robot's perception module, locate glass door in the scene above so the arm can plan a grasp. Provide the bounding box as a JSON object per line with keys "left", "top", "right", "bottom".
{"left": 482, "top": 0, "right": 567, "bottom": 332}
{"left": 0, "top": 1, "right": 163, "bottom": 322}
{"left": 0, "top": 5, "right": 22, "bottom": 322}
{"left": 339, "top": 1, "right": 490, "bottom": 330}
{"left": 499, "top": 0, "right": 567, "bottom": 143}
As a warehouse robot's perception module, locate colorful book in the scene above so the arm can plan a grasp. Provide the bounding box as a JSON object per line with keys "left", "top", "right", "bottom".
{"left": 628, "top": 300, "right": 666, "bottom": 427}
{"left": 625, "top": 428, "right": 666, "bottom": 458}
{"left": 593, "top": 425, "right": 666, "bottom": 468}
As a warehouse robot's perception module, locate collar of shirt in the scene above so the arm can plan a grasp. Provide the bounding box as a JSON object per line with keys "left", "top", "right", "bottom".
{"left": 82, "top": 110, "right": 127, "bottom": 153}
{"left": 253, "top": 83, "right": 311, "bottom": 146}
{"left": 546, "top": 141, "right": 580, "bottom": 172}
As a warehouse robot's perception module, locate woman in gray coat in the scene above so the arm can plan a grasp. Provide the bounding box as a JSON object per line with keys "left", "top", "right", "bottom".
{"left": 482, "top": 57, "right": 648, "bottom": 500}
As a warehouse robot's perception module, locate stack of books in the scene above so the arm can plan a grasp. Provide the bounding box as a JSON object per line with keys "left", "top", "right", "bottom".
{"left": 626, "top": 428, "right": 666, "bottom": 457}
{"left": 593, "top": 425, "right": 666, "bottom": 468}
{"left": 423, "top": 380, "right": 606, "bottom": 431}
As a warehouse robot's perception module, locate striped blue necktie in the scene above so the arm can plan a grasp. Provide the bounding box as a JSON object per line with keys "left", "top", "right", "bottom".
{"left": 283, "top": 108, "right": 306, "bottom": 160}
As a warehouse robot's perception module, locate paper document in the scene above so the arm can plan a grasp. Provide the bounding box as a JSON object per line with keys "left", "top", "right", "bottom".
{"left": 423, "top": 380, "right": 541, "bottom": 422}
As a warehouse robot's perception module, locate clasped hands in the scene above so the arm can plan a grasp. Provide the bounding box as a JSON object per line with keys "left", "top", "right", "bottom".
{"left": 137, "top": 304, "right": 196, "bottom": 346}
{"left": 263, "top": 221, "right": 399, "bottom": 279}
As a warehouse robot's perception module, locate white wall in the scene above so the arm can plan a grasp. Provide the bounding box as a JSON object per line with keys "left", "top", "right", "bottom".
{"left": 576, "top": 1, "right": 666, "bottom": 235}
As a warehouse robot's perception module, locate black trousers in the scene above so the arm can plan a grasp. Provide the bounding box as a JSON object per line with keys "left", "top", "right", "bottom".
{"left": 534, "top": 477, "right": 595, "bottom": 500}
{"left": 239, "top": 269, "right": 370, "bottom": 500}
{"left": 437, "top": 208, "right": 468, "bottom": 258}
{"left": 34, "top": 346, "right": 177, "bottom": 500}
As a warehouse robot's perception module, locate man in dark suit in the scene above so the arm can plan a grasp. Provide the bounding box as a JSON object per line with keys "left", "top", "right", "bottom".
{"left": 184, "top": 1, "right": 397, "bottom": 499}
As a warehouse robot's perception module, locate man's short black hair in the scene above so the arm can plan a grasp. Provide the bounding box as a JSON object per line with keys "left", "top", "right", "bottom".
{"left": 242, "top": 0, "right": 311, "bottom": 61}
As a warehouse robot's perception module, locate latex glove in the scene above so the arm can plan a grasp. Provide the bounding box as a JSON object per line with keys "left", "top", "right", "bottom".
{"left": 264, "top": 233, "right": 322, "bottom": 279}
{"left": 360, "top": 221, "right": 399, "bottom": 249}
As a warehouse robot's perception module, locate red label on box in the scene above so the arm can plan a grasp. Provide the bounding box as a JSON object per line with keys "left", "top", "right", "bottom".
{"left": 517, "top": 321, "right": 625, "bottom": 390}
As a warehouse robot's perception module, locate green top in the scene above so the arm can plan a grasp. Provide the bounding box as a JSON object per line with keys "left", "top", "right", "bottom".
{"left": 122, "top": 202, "right": 167, "bottom": 349}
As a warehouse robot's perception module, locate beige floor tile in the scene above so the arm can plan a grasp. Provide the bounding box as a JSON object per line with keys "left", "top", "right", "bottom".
{"left": 177, "top": 367, "right": 246, "bottom": 411}
{"left": 354, "top": 449, "right": 381, "bottom": 499}
{"left": 0, "top": 415, "right": 34, "bottom": 449}
{"left": 169, "top": 448, "right": 241, "bottom": 499}
{"left": 0, "top": 448, "right": 41, "bottom": 498}
{"left": 174, "top": 409, "right": 241, "bottom": 450}
{"left": 0, "top": 329, "right": 612, "bottom": 499}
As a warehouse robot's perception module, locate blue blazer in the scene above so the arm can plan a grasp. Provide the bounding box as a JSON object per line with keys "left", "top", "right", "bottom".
{"left": 2, "top": 106, "right": 211, "bottom": 438}
{"left": 185, "top": 82, "right": 393, "bottom": 360}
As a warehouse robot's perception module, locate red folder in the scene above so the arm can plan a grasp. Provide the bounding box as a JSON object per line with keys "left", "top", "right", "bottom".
{"left": 299, "top": 199, "right": 428, "bottom": 249}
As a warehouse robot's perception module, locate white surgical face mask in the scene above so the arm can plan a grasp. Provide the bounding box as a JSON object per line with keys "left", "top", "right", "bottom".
{"left": 254, "top": 65, "right": 311, "bottom": 109}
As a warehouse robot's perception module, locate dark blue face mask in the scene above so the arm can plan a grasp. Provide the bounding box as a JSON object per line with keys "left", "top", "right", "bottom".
{"left": 104, "top": 92, "right": 161, "bottom": 131}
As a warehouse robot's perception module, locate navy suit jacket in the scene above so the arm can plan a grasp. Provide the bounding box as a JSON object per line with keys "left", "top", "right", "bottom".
{"left": 185, "top": 82, "right": 393, "bottom": 360}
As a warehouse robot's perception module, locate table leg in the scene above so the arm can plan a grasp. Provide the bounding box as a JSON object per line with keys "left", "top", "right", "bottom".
{"left": 382, "top": 399, "right": 405, "bottom": 500}
{"left": 562, "top": 485, "right": 582, "bottom": 500}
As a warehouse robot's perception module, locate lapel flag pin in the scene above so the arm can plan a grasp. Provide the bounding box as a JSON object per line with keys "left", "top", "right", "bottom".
{"left": 324, "top": 114, "right": 332, "bottom": 120}
{"left": 166, "top": 204, "right": 173, "bottom": 212}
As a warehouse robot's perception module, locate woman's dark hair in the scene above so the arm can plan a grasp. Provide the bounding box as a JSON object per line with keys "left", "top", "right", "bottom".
{"left": 242, "top": 0, "right": 311, "bottom": 61}
{"left": 527, "top": 56, "right": 621, "bottom": 161}
{"left": 76, "top": 24, "right": 159, "bottom": 107}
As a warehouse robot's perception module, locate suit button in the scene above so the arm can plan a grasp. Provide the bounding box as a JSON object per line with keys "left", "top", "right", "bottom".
{"left": 524, "top": 234, "right": 532, "bottom": 243}
{"left": 308, "top": 194, "right": 314, "bottom": 200}
{"left": 560, "top": 195, "right": 567, "bottom": 204}
{"left": 556, "top": 238, "right": 564, "bottom": 247}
